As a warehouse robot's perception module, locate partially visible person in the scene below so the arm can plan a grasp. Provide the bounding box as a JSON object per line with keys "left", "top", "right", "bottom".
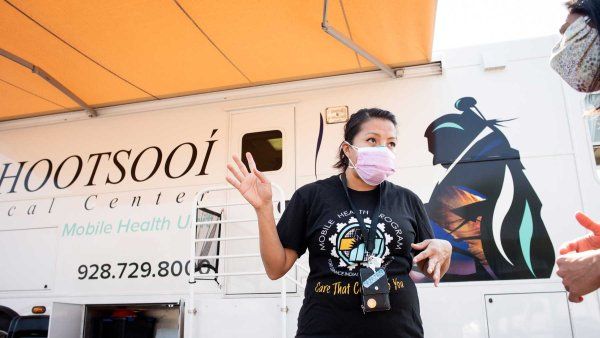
{"left": 552, "top": 0, "right": 600, "bottom": 303}
{"left": 551, "top": 0, "right": 600, "bottom": 96}
{"left": 556, "top": 212, "right": 600, "bottom": 302}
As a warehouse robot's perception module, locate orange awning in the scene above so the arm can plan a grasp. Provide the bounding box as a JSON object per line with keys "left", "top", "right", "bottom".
{"left": 0, "top": 0, "right": 437, "bottom": 122}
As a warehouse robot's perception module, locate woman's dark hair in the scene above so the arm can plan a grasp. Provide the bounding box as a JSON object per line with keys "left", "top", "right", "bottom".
{"left": 566, "top": 0, "right": 600, "bottom": 29}
{"left": 333, "top": 108, "right": 397, "bottom": 171}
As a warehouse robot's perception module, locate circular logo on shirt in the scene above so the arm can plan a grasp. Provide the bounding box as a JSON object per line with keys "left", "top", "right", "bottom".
{"left": 329, "top": 215, "right": 392, "bottom": 271}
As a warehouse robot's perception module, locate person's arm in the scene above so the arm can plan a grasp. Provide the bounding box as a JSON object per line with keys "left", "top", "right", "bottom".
{"left": 409, "top": 194, "right": 452, "bottom": 286}
{"left": 556, "top": 212, "right": 600, "bottom": 302}
{"left": 226, "top": 152, "right": 298, "bottom": 280}
{"left": 255, "top": 203, "right": 298, "bottom": 280}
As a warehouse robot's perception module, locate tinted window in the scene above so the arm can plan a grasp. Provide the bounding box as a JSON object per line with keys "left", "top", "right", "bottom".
{"left": 241, "top": 130, "right": 283, "bottom": 172}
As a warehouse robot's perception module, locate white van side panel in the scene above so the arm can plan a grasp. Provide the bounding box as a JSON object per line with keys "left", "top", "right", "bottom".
{"left": 0, "top": 35, "right": 599, "bottom": 337}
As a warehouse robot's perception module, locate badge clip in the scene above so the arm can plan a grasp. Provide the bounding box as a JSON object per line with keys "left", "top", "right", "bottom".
{"left": 367, "top": 255, "right": 383, "bottom": 271}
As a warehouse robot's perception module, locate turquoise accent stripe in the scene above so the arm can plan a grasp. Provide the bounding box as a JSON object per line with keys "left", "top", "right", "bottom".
{"left": 433, "top": 122, "right": 464, "bottom": 132}
{"left": 519, "top": 201, "right": 535, "bottom": 277}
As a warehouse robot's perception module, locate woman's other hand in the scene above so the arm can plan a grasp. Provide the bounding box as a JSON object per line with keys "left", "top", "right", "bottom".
{"left": 559, "top": 212, "right": 600, "bottom": 254}
{"left": 226, "top": 152, "right": 272, "bottom": 210}
{"left": 412, "top": 239, "right": 452, "bottom": 287}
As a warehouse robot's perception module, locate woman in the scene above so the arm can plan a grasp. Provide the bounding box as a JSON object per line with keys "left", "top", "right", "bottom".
{"left": 551, "top": 0, "right": 599, "bottom": 110}
{"left": 226, "top": 108, "right": 451, "bottom": 337}
{"left": 552, "top": 0, "right": 600, "bottom": 303}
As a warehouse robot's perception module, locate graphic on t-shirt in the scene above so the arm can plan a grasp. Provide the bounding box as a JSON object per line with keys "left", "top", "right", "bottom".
{"left": 422, "top": 97, "right": 555, "bottom": 281}
{"left": 329, "top": 215, "right": 393, "bottom": 271}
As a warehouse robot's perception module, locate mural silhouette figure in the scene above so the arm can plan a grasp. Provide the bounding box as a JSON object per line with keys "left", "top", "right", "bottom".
{"left": 423, "top": 97, "right": 555, "bottom": 281}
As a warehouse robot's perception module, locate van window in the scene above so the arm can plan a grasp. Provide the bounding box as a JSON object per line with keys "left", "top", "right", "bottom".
{"left": 241, "top": 130, "right": 283, "bottom": 172}
{"left": 586, "top": 115, "right": 600, "bottom": 178}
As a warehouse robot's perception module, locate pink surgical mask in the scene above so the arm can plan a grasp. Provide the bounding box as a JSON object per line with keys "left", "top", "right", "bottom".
{"left": 345, "top": 141, "right": 396, "bottom": 186}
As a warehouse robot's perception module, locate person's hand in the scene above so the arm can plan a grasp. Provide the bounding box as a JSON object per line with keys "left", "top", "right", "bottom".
{"left": 412, "top": 239, "right": 452, "bottom": 287}
{"left": 226, "top": 152, "right": 272, "bottom": 210}
{"left": 556, "top": 249, "right": 600, "bottom": 303}
{"left": 559, "top": 212, "right": 600, "bottom": 254}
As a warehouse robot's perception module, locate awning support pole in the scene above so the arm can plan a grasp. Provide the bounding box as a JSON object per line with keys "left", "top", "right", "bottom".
{"left": 0, "top": 48, "right": 97, "bottom": 117}
{"left": 321, "top": 0, "right": 397, "bottom": 78}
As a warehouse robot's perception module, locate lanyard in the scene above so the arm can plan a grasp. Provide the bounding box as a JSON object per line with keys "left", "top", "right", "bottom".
{"left": 339, "top": 173, "right": 384, "bottom": 256}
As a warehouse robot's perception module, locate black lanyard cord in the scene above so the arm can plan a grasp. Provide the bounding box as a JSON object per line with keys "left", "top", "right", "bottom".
{"left": 339, "top": 173, "right": 384, "bottom": 255}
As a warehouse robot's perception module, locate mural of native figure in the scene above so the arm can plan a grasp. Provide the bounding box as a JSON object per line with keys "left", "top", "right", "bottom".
{"left": 423, "top": 97, "right": 555, "bottom": 281}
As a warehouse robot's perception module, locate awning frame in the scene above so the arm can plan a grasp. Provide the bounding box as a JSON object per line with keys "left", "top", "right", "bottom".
{"left": 0, "top": 48, "right": 97, "bottom": 117}
{"left": 321, "top": 0, "right": 397, "bottom": 78}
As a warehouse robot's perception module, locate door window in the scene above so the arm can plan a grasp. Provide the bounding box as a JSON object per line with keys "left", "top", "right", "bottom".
{"left": 241, "top": 130, "right": 283, "bottom": 172}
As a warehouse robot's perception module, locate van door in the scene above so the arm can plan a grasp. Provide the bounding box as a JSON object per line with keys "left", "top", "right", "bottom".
{"left": 225, "top": 103, "right": 297, "bottom": 294}
{"left": 47, "top": 302, "right": 84, "bottom": 338}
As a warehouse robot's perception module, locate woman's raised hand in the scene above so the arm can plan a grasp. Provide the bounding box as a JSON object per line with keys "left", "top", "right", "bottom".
{"left": 226, "top": 152, "right": 272, "bottom": 210}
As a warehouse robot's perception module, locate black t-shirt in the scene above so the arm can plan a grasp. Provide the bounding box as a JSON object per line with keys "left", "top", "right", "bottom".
{"left": 277, "top": 174, "right": 434, "bottom": 338}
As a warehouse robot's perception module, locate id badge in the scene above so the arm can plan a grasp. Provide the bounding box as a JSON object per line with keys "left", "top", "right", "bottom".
{"left": 359, "top": 266, "right": 391, "bottom": 313}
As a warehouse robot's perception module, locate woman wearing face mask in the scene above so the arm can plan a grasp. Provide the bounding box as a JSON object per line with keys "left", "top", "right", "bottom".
{"left": 226, "top": 108, "right": 451, "bottom": 337}
{"left": 551, "top": 0, "right": 600, "bottom": 303}
{"left": 551, "top": 0, "right": 599, "bottom": 112}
